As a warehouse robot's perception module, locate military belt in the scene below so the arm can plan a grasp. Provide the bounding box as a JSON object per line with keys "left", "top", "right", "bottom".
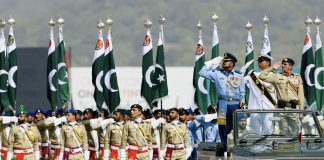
{"left": 167, "top": 143, "right": 184, "bottom": 149}
{"left": 218, "top": 97, "right": 240, "bottom": 102}
{"left": 110, "top": 145, "right": 120, "bottom": 150}
{"left": 41, "top": 143, "right": 49, "bottom": 147}
{"left": 13, "top": 147, "right": 33, "bottom": 154}
{"left": 100, "top": 144, "right": 104, "bottom": 148}
{"left": 50, "top": 144, "right": 60, "bottom": 149}
{"left": 128, "top": 144, "right": 148, "bottom": 151}
{"left": 64, "top": 147, "right": 82, "bottom": 154}
{"left": 277, "top": 100, "right": 299, "bottom": 109}
{"left": 88, "top": 146, "right": 96, "bottom": 151}
{"left": 1, "top": 146, "right": 7, "bottom": 151}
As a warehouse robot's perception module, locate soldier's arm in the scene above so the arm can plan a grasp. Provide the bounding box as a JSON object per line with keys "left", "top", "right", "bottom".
{"left": 104, "top": 124, "right": 112, "bottom": 149}
{"left": 34, "top": 127, "right": 41, "bottom": 151}
{"left": 147, "top": 124, "right": 153, "bottom": 149}
{"left": 7, "top": 126, "right": 15, "bottom": 152}
{"left": 160, "top": 124, "right": 167, "bottom": 150}
{"left": 120, "top": 122, "right": 128, "bottom": 149}
{"left": 239, "top": 75, "right": 246, "bottom": 100}
{"left": 258, "top": 67, "right": 277, "bottom": 84}
{"left": 199, "top": 65, "right": 219, "bottom": 81}
{"left": 298, "top": 76, "right": 305, "bottom": 109}
{"left": 81, "top": 125, "right": 89, "bottom": 151}
{"left": 60, "top": 126, "right": 65, "bottom": 153}
{"left": 183, "top": 125, "right": 190, "bottom": 148}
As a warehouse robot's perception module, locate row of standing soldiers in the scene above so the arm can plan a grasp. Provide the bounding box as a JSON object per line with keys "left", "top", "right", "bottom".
{"left": 0, "top": 103, "right": 221, "bottom": 160}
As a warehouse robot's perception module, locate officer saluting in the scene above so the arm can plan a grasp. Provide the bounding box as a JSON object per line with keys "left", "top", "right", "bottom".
{"left": 199, "top": 52, "right": 245, "bottom": 152}
{"left": 59, "top": 109, "right": 89, "bottom": 160}
{"left": 258, "top": 58, "right": 304, "bottom": 136}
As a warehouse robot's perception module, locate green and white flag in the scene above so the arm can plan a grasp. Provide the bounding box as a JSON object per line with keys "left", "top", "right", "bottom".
{"left": 314, "top": 26, "right": 324, "bottom": 111}
{"left": 57, "top": 25, "right": 70, "bottom": 105}
{"left": 92, "top": 29, "right": 105, "bottom": 110}
{"left": 245, "top": 28, "right": 254, "bottom": 103}
{"left": 193, "top": 35, "right": 208, "bottom": 114}
{"left": 260, "top": 26, "right": 271, "bottom": 56}
{"left": 103, "top": 28, "right": 120, "bottom": 112}
{"left": 47, "top": 27, "right": 58, "bottom": 110}
{"left": 141, "top": 29, "right": 154, "bottom": 107}
{"left": 152, "top": 25, "right": 168, "bottom": 102}
{"left": 7, "top": 26, "right": 17, "bottom": 109}
{"left": 209, "top": 23, "right": 219, "bottom": 106}
{"left": 0, "top": 26, "right": 9, "bottom": 110}
{"left": 300, "top": 28, "right": 316, "bottom": 108}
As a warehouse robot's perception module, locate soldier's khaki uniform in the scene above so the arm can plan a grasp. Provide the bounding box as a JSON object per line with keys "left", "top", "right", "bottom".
{"left": 259, "top": 67, "right": 304, "bottom": 136}
{"left": 8, "top": 123, "right": 39, "bottom": 160}
{"left": 82, "top": 120, "right": 97, "bottom": 160}
{"left": 0, "top": 117, "right": 14, "bottom": 160}
{"left": 121, "top": 119, "right": 152, "bottom": 160}
{"left": 44, "top": 118, "right": 64, "bottom": 160}
{"left": 161, "top": 120, "right": 189, "bottom": 160}
{"left": 60, "top": 121, "right": 88, "bottom": 160}
{"left": 37, "top": 119, "right": 50, "bottom": 159}
{"left": 104, "top": 121, "right": 124, "bottom": 160}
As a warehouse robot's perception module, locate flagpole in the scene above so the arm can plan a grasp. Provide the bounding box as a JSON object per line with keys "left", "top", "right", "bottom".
{"left": 0, "top": 18, "right": 5, "bottom": 114}
{"left": 105, "top": 17, "right": 113, "bottom": 115}
{"left": 159, "top": 14, "right": 165, "bottom": 111}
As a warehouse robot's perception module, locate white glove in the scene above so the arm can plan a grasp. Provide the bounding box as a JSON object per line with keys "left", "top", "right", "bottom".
{"left": 54, "top": 117, "right": 61, "bottom": 126}
{"left": 159, "top": 149, "right": 166, "bottom": 159}
{"left": 7, "top": 152, "right": 13, "bottom": 160}
{"left": 90, "top": 119, "right": 100, "bottom": 127}
{"left": 119, "top": 149, "right": 126, "bottom": 160}
{"left": 240, "top": 60, "right": 254, "bottom": 75}
{"left": 84, "top": 151, "right": 90, "bottom": 160}
{"left": 100, "top": 118, "right": 115, "bottom": 130}
{"left": 10, "top": 116, "right": 18, "bottom": 123}
{"left": 159, "top": 118, "right": 166, "bottom": 124}
{"left": 60, "top": 116, "right": 67, "bottom": 124}
{"left": 185, "top": 147, "right": 193, "bottom": 159}
{"left": 58, "top": 152, "right": 64, "bottom": 160}
{"left": 34, "top": 150, "right": 40, "bottom": 160}
{"left": 149, "top": 149, "right": 153, "bottom": 160}
{"left": 193, "top": 119, "right": 201, "bottom": 127}
{"left": 2, "top": 116, "right": 11, "bottom": 124}
{"left": 103, "top": 149, "right": 110, "bottom": 160}
{"left": 204, "top": 56, "right": 223, "bottom": 70}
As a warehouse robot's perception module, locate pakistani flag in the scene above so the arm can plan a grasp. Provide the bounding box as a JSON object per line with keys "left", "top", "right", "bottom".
{"left": 245, "top": 28, "right": 254, "bottom": 103}
{"left": 57, "top": 25, "right": 70, "bottom": 105}
{"left": 260, "top": 26, "right": 271, "bottom": 56}
{"left": 152, "top": 25, "right": 168, "bottom": 102}
{"left": 103, "top": 28, "right": 120, "bottom": 112}
{"left": 314, "top": 26, "right": 324, "bottom": 111}
{"left": 193, "top": 35, "right": 208, "bottom": 114}
{"left": 92, "top": 29, "right": 105, "bottom": 110}
{"left": 0, "top": 27, "right": 9, "bottom": 110}
{"left": 47, "top": 27, "right": 58, "bottom": 110}
{"left": 140, "top": 29, "right": 155, "bottom": 107}
{"left": 209, "top": 23, "right": 219, "bottom": 106}
{"left": 300, "top": 29, "right": 316, "bottom": 108}
{"left": 7, "top": 27, "right": 17, "bottom": 109}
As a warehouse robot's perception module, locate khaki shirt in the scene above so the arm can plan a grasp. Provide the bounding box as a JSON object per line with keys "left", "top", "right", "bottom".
{"left": 43, "top": 117, "right": 64, "bottom": 145}
{"left": 104, "top": 121, "right": 124, "bottom": 149}
{"left": 8, "top": 123, "right": 39, "bottom": 152}
{"left": 30, "top": 123, "right": 42, "bottom": 144}
{"left": 82, "top": 120, "right": 95, "bottom": 146}
{"left": 60, "top": 121, "right": 88, "bottom": 152}
{"left": 0, "top": 117, "right": 12, "bottom": 147}
{"left": 160, "top": 120, "right": 189, "bottom": 150}
{"left": 121, "top": 118, "right": 153, "bottom": 149}
{"left": 37, "top": 120, "right": 49, "bottom": 143}
{"left": 258, "top": 67, "right": 304, "bottom": 109}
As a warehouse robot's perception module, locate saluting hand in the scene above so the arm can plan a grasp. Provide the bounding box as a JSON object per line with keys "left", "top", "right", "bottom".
{"left": 272, "top": 61, "right": 282, "bottom": 70}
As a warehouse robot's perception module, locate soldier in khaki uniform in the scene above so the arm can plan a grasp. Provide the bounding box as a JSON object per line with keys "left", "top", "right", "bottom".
{"left": 35, "top": 109, "right": 50, "bottom": 160}
{"left": 7, "top": 105, "right": 40, "bottom": 160}
{"left": 28, "top": 112, "right": 42, "bottom": 150}
{"left": 0, "top": 111, "right": 18, "bottom": 160}
{"left": 160, "top": 108, "right": 192, "bottom": 160}
{"left": 82, "top": 108, "right": 98, "bottom": 160}
{"left": 103, "top": 109, "right": 124, "bottom": 160}
{"left": 258, "top": 58, "right": 304, "bottom": 136}
{"left": 59, "top": 109, "right": 89, "bottom": 160}
{"left": 120, "top": 104, "right": 153, "bottom": 160}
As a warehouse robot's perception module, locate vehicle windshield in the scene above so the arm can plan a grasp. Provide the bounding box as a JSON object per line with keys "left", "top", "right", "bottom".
{"left": 234, "top": 109, "right": 323, "bottom": 145}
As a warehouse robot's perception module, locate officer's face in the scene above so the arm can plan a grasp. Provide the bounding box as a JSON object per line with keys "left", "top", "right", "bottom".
{"left": 169, "top": 111, "right": 179, "bottom": 121}
{"left": 18, "top": 114, "right": 27, "bottom": 123}
{"left": 66, "top": 113, "right": 76, "bottom": 122}
{"left": 76, "top": 114, "right": 82, "bottom": 122}
{"left": 238, "top": 119, "right": 247, "bottom": 130}
{"left": 282, "top": 62, "right": 293, "bottom": 73}
{"left": 131, "top": 108, "right": 141, "bottom": 118}
{"left": 27, "top": 116, "right": 35, "bottom": 123}
{"left": 258, "top": 60, "right": 270, "bottom": 70}
{"left": 179, "top": 114, "right": 187, "bottom": 122}
{"left": 35, "top": 112, "right": 44, "bottom": 121}
{"left": 123, "top": 114, "right": 131, "bottom": 122}
{"left": 154, "top": 112, "right": 162, "bottom": 119}
{"left": 222, "top": 60, "right": 234, "bottom": 70}
{"left": 83, "top": 112, "right": 93, "bottom": 120}
{"left": 114, "top": 112, "right": 122, "bottom": 121}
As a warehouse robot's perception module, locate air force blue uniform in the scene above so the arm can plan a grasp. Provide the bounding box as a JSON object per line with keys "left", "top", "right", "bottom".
{"left": 199, "top": 54, "right": 245, "bottom": 151}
